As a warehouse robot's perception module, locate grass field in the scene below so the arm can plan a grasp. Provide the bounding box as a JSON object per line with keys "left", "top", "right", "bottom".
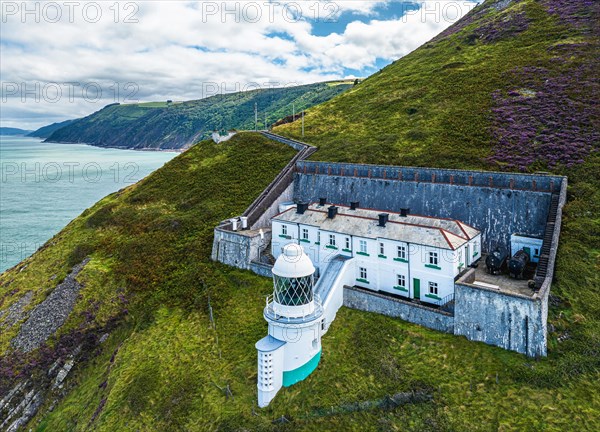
{"left": 1, "top": 0, "right": 598, "bottom": 430}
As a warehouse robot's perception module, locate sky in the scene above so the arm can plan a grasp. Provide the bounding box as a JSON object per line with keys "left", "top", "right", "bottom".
{"left": 0, "top": 1, "right": 481, "bottom": 130}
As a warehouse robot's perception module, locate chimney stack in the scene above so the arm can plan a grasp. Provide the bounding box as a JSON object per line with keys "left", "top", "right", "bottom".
{"left": 296, "top": 202, "right": 309, "bottom": 214}
{"left": 350, "top": 201, "right": 359, "bottom": 210}
{"left": 327, "top": 206, "right": 338, "bottom": 219}
{"left": 240, "top": 216, "right": 248, "bottom": 229}
{"left": 230, "top": 218, "right": 239, "bottom": 231}
{"left": 400, "top": 208, "right": 410, "bottom": 217}
{"left": 319, "top": 197, "right": 327, "bottom": 206}
{"left": 378, "top": 213, "right": 389, "bottom": 227}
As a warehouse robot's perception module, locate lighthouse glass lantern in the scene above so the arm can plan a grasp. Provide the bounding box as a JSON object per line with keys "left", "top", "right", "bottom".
{"left": 270, "top": 243, "right": 316, "bottom": 318}
{"left": 255, "top": 243, "right": 323, "bottom": 408}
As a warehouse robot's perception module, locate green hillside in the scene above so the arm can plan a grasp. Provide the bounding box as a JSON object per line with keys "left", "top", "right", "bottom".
{"left": 1, "top": 0, "right": 599, "bottom": 431}
{"left": 28, "top": 120, "right": 76, "bottom": 138}
{"left": 45, "top": 82, "right": 353, "bottom": 150}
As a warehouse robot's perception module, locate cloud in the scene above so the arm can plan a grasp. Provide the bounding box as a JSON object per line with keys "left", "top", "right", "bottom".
{"left": 0, "top": 1, "right": 480, "bottom": 129}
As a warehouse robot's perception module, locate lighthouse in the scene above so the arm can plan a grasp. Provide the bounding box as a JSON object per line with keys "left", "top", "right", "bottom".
{"left": 255, "top": 243, "right": 323, "bottom": 408}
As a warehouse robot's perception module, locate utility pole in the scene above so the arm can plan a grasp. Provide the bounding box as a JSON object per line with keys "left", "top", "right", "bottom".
{"left": 301, "top": 111, "right": 304, "bottom": 137}
{"left": 254, "top": 102, "right": 258, "bottom": 131}
{"left": 292, "top": 103, "right": 295, "bottom": 121}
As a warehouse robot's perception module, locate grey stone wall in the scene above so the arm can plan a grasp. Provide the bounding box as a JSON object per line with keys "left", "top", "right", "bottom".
{"left": 294, "top": 162, "right": 565, "bottom": 252}
{"left": 211, "top": 227, "right": 270, "bottom": 270}
{"left": 343, "top": 286, "right": 455, "bottom": 333}
{"left": 251, "top": 182, "right": 294, "bottom": 229}
{"left": 250, "top": 261, "right": 274, "bottom": 278}
{"left": 538, "top": 177, "right": 567, "bottom": 298}
{"left": 453, "top": 277, "right": 547, "bottom": 357}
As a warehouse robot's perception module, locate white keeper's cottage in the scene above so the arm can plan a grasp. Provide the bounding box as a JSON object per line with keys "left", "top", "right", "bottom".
{"left": 271, "top": 202, "right": 481, "bottom": 306}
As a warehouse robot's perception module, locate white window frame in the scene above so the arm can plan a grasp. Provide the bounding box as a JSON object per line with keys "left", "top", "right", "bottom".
{"left": 428, "top": 282, "right": 438, "bottom": 295}
{"left": 359, "top": 267, "right": 368, "bottom": 280}
{"left": 328, "top": 234, "right": 336, "bottom": 246}
{"left": 359, "top": 240, "right": 367, "bottom": 254}
{"left": 397, "top": 245, "right": 406, "bottom": 260}
{"left": 345, "top": 237, "right": 351, "bottom": 250}
{"left": 428, "top": 251, "right": 439, "bottom": 266}
{"left": 397, "top": 274, "right": 406, "bottom": 287}
{"left": 379, "top": 242, "right": 385, "bottom": 255}
{"left": 302, "top": 228, "right": 309, "bottom": 240}
{"left": 281, "top": 224, "right": 287, "bottom": 236}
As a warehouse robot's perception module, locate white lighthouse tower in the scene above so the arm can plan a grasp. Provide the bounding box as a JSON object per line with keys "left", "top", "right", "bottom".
{"left": 255, "top": 243, "right": 323, "bottom": 408}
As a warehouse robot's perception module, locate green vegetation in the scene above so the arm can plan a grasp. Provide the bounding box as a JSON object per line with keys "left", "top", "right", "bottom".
{"left": 1, "top": 0, "right": 599, "bottom": 430}
{"left": 0, "top": 127, "right": 32, "bottom": 136}
{"left": 28, "top": 120, "right": 76, "bottom": 138}
{"left": 45, "top": 82, "right": 352, "bottom": 150}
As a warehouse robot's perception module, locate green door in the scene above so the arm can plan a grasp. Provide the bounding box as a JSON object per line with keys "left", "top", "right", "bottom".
{"left": 413, "top": 278, "right": 420, "bottom": 300}
{"left": 523, "top": 247, "right": 531, "bottom": 258}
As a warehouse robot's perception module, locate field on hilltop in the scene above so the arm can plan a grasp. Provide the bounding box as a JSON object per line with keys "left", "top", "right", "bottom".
{"left": 1, "top": 0, "right": 598, "bottom": 430}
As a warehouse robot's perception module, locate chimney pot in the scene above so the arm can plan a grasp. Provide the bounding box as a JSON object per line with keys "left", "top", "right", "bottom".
{"left": 350, "top": 201, "right": 359, "bottom": 210}
{"left": 319, "top": 197, "right": 327, "bottom": 206}
{"left": 400, "top": 208, "right": 410, "bottom": 217}
{"left": 296, "top": 202, "right": 309, "bottom": 214}
{"left": 328, "top": 206, "right": 338, "bottom": 219}
{"left": 378, "top": 213, "right": 389, "bottom": 227}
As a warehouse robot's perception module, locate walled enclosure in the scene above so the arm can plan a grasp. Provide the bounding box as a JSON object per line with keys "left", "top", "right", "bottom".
{"left": 293, "top": 161, "right": 566, "bottom": 357}
{"left": 211, "top": 135, "right": 567, "bottom": 357}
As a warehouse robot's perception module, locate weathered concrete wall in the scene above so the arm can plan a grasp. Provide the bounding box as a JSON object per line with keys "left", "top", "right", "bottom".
{"left": 343, "top": 286, "right": 455, "bottom": 333}
{"left": 251, "top": 182, "right": 294, "bottom": 229}
{"left": 250, "top": 261, "right": 273, "bottom": 278}
{"left": 454, "top": 277, "right": 547, "bottom": 357}
{"left": 295, "top": 162, "right": 564, "bottom": 252}
{"left": 538, "top": 177, "right": 567, "bottom": 298}
{"left": 211, "top": 226, "right": 271, "bottom": 270}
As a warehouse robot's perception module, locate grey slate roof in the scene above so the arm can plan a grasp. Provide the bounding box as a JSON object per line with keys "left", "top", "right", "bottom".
{"left": 273, "top": 203, "right": 479, "bottom": 250}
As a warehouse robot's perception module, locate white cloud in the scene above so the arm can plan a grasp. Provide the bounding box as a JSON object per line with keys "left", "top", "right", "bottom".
{"left": 0, "top": 1, "right": 479, "bottom": 129}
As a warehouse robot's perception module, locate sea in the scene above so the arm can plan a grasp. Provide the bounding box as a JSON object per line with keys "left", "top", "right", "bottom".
{"left": 0, "top": 136, "right": 177, "bottom": 272}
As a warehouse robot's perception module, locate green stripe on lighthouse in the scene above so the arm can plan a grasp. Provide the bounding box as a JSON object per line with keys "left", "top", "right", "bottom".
{"left": 282, "top": 350, "right": 321, "bottom": 387}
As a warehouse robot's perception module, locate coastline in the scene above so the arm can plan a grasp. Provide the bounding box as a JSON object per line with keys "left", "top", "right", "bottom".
{"left": 42, "top": 139, "right": 184, "bottom": 153}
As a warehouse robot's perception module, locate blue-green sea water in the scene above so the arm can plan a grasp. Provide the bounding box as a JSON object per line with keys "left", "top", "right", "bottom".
{"left": 0, "top": 136, "right": 177, "bottom": 272}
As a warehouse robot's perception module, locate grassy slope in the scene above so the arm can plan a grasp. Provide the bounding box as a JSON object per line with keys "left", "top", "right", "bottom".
{"left": 45, "top": 82, "right": 352, "bottom": 150}
{"left": 1, "top": 0, "right": 598, "bottom": 430}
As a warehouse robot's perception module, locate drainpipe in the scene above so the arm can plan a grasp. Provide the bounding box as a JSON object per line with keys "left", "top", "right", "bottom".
{"left": 407, "top": 241, "right": 412, "bottom": 299}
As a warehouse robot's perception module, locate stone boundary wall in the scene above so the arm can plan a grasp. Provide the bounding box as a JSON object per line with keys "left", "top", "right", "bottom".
{"left": 251, "top": 182, "right": 294, "bottom": 230}
{"left": 343, "top": 286, "right": 455, "bottom": 333}
{"left": 250, "top": 261, "right": 273, "bottom": 278}
{"left": 454, "top": 277, "right": 547, "bottom": 357}
{"left": 296, "top": 161, "right": 563, "bottom": 192}
{"left": 537, "top": 177, "right": 567, "bottom": 298}
{"left": 211, "top": 228, "right": 270, "bottom": 270}
{"left": 294, "top": 161, "right": 566, "bottom": 252}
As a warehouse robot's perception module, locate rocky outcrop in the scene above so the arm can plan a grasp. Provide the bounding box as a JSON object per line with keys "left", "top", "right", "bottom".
{"left": 11, "top": 259, "right": 90, "bottom": 353}
{"left": 0, "top": 292, "right": 33, "bottom": 329}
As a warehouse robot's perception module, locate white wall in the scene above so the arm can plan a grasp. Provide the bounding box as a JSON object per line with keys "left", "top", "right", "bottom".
{"left": 511, "top": 234, "right": 543, "bottom": 263}
{"left": 272, "top": 220, "right": 477, "bottom": 306}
